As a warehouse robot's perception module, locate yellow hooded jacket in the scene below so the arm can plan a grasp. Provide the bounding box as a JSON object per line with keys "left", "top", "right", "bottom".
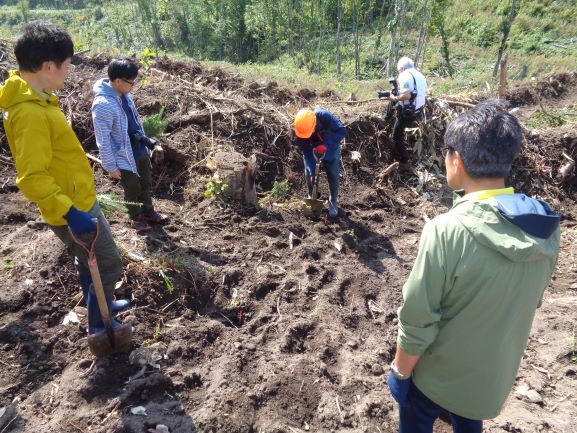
{"left": 0, "top": 71, "right": 96, "bottom": 226}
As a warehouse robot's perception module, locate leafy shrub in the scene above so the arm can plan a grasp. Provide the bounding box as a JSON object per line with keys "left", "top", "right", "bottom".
{"left": 268, "top": 180, "right": 292, "bottom": 200}
{"left": 474, "top": 23, "right": 496, "bottom": 48}
{"left": 204, "top": 180, "right": 230, "bottom": 201}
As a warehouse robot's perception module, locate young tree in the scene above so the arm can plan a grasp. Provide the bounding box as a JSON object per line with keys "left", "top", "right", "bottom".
{"left": 19, "top": 0, "right": 30, "bottom": 23}
{"left": 429, "top": 0, "right": 453, "bottom": 77}
{"left": 493, "top": 0, "right": 518, "bottom": 78}
{"left": 414, "top": 0, "right": 430, "bottom": 69}
{"left": 386, "top": 0, "right": 407, "bottom": 77}
{"left": 336, "top": 0, "right": 343, "bottom": 77}
{"left": 135, "top": 0, "right": 164, "bottom": 51}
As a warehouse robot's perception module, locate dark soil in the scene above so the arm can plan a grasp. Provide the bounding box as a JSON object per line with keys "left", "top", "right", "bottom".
{"left": 1, "top": 52, "right": 576, "bottom": 433}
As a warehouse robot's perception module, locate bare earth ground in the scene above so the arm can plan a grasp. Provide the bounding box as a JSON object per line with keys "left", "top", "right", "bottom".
{"left": 0, "top": 53, "right": 576, "bottom": 433}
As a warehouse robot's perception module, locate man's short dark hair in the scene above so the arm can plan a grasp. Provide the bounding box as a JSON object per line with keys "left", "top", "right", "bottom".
{"left": 14, "top": 21, "right": 74, "bottom": 72}
{"left": 107, "top": 57, "right": 139, "bottom": 81}
{"left": 444, "top": 101, "right": 522, "bottom": 178}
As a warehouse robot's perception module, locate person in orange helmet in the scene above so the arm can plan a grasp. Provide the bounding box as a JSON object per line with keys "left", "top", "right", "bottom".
{"left": 293, "top": 108, "right": 346, "bottom": 217}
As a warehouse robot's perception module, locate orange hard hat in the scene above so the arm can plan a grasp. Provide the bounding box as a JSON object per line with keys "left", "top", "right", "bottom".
{"left": 294, "top": 109, "right": 317, "bottom": 138}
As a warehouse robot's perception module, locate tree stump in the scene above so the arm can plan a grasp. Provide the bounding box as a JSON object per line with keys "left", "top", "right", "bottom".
{"left": 206, "top": 151, "right": 258, "bottom": 204}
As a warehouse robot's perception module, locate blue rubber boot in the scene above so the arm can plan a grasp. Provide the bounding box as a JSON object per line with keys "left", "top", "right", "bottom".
{"left": 78, "top": 273, "right": 131, "bottom": 313}
{"left": 87, "top": 288, "right": 124, "bottom": 335}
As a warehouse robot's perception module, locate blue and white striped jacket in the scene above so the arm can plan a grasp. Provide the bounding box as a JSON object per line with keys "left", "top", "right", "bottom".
{"left": 91, "top": 78, "right": 142, "bottom": 174}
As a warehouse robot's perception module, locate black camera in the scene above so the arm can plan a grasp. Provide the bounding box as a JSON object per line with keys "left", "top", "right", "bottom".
{"left": 130, "top": 132, "right": 157, "bottom": 150}
{"left": 377, "top": 77, "right": 399, "bottom": 98}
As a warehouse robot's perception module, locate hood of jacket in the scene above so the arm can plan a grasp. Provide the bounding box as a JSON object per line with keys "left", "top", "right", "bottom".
{"left": 0, "top": 71, "right": 54, "bottom": 110}
{"left": 92, "top": 78, "right": 118, "bottom": 99}
{"left": 451, "top": 193, "right": 560, "bottom": 263}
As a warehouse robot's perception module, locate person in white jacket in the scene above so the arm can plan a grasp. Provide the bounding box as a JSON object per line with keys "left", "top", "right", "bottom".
{"left": 379, "top": 56, "right": 428, "bottom": 170}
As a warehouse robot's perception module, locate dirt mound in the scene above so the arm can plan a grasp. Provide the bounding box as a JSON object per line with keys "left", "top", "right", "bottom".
{"left": 1, "top": 53, "right": 577, "bottom": 433}
{"left": 506, "top": 72, "right": 577, "bottom": 107}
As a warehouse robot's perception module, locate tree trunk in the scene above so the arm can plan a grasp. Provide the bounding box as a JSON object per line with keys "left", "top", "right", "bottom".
{"left": 498, "top": 53, "right": 508, "bottom": 99}
{"left": 414, "top": 0, "right": 429, "bottom": 69}
{"left": 316, "top": 0, "right": 325, "bottom": 74}
{"left": 136, "top": 0, "right": 164, "bottom": 50}
{"left": 354, "top": 1, "right": 361, "bottom": 79}
{"left": 206, "top": 152, "right": 258, "bottom": 205}
{"left": 287, "top": 0, "right": 293, "bottom": 56}
{"left": 386, "top": 0, "right": 404, "bottom": 77}
{"left": 493, "top": 0, "right": 518, "bottom": 78}
{"left": 336, "top": 0, "right": 343, "bottom": 78}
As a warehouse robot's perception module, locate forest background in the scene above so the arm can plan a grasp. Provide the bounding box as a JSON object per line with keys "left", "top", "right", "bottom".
{"left": 0, "top": 0, "right": 576, "bottom": 99}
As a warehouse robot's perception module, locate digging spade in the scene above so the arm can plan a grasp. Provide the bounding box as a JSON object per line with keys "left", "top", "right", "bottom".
{"left": 69, "top": 220, "right": 132, "bottom": 357}
{"left": 303, "top": 154, "right": 325, "bottom": 217}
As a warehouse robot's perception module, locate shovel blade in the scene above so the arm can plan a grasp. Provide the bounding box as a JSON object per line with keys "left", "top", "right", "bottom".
{"left": 303, "top": 198, "right": 324, "bottom": 217}
{"left": 87, "top": 323, "right": 133, "bottom": 357}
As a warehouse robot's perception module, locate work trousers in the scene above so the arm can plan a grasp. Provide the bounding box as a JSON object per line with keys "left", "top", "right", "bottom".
{"left": 392, "top": 105, "right": 422, "bottom": 164}
{"left": 120, "top": 152, "right": 154, "bottom": 220}
{"left": 399, "top": 381, "right": 483, "bottom": 433}
{"left": 49, "top": 201, "right": 122, "bottom": 298}
{"left": 304, "top": 151, "right": 340, "bottom": 217}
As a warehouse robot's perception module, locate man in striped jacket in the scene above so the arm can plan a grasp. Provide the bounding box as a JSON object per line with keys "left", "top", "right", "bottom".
{"left": 91, "top": 57, "right": 168, "bottom": 233}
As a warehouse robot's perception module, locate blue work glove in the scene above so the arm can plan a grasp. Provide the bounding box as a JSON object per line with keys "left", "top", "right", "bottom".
{"left": 387, "top": 370, "right": 411, "bottom": 407}
{"left": 64, "top": 206, "right": 96, "bottom": 235}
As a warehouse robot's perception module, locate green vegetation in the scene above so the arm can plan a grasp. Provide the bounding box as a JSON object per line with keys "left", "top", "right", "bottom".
{"left": 0, "top": 0, "right": 575, "bottom": 99}
{"left": 259, "top": 180, "right": 293, "bottom": 207}
{"left": 204, "top": 180, "right": 230, "bottom": 201}
{"left": 526, "top": 109, "right": 571, "bottom": 129}
{"left": 3, "top": 258, "right": 13, "bottom": 270}
{"left": 267, "top": 180, "right": 292, "bottom": 200}
{"left": 97, "top": 193, "right": 132, "bottom": 217}
{"left": 159, "top": 269, "right": 174, "bottom": 295}
{"left": 142, "top": 107, "right": 169, "bottom": 138}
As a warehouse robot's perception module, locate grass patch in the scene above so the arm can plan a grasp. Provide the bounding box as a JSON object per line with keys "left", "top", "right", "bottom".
{"left": 526, "top": 109, "right": 577, "bottom": 129}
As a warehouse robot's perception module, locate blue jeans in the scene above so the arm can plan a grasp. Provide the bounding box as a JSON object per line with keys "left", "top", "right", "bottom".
{"left": 304, "top": 153, "right": 340, "bottom": 216}
{"left": 399, "top": 381, "right": 483, "bottom": 433}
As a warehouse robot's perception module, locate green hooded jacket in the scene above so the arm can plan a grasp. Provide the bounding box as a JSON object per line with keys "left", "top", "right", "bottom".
{"left": 397, "top": 192, "right": 560, "bottom": 420}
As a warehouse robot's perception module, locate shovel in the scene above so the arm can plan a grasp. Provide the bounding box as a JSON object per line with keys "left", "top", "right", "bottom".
{"left": 69, "top": 220, "right": 133, "bottom": 357}
{"left": 303, "top": 154, "right": 325, "bottom": 217}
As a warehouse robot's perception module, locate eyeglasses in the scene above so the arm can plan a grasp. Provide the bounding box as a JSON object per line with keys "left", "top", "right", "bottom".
{"left": 121, "top": 78, "right": 136, "bottom": 86}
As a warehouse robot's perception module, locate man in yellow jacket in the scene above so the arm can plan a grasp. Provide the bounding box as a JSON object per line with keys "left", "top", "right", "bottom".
{"left": 0, "top": 22, "right": 131, "bottom": 344}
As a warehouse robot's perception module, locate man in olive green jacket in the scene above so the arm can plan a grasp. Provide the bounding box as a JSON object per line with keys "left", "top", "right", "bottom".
{"left": 387, "top": 101, "right": 560, "bottom": 433}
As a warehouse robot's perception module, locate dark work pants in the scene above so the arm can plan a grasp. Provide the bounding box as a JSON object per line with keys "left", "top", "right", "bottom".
{"left": 120, "top": 152, "right": 154, "bottom": 220}
{"left": 392, "top": 105, "right": 422, "bottom": 164}
{"left": 399, "top": 381, "right": 483, "bottom": 433}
